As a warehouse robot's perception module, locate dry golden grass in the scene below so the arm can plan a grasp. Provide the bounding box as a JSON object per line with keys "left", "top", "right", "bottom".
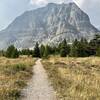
{"left": 0, "top": 56, "right": 36, "bottom": 100}
{"left": 42, "top": 56, "right": 100, "bottom": 100}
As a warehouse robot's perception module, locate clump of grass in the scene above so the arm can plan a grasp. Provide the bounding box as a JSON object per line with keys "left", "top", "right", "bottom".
{"left": 0, "top": 87, "right": 21, "bottom": 100}
{"left": 42, "top": 61, "right": 72, "bottom": 99}
{"left": 14, "top": 80, "right": 27, "bottom": 88}
{"left": 0, "top": 56, "right": 35, "bottom": 100}
{"left": 3, "top": 64, "right": 27, "bottom": 75}
{"left": 42, "top": 56, "right": 100, "bottom": 100}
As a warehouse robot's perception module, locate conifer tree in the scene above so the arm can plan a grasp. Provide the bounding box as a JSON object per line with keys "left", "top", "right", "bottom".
{"left": 60, "top": 49, "right": 66, "bottom": 57}
{"left": 43, "top": 45, "right": 49, "bottom": 58}
{"left": 96, "top": 47, "right": 100, "bottom": 56}
{"left": 89, "top": 34, "right": 100, "bottom": 56}
{"left": 6, "top": 45, "right": 19, "bottom": 58}
{"left": 70, "top": 39, "right": 79, "bottom": 57}
{"left": 70, "top": 38, "right": 90, "bottom": 57}
{"left": 11, "top": 49, "right": 19, "bottom": 58}
{"left": 77, "top": 38, "right": 89, "bottom": 57}
{"left": 33, "top": 42, "right": 40, "bottom": 57}
{"left": 60, "top": 39, "right": 70, "bottom": 57}
{"left": 40, "top": 44, "right": 45, "bottom": 57}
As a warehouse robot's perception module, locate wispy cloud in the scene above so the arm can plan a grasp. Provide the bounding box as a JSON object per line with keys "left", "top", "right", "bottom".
{"left": 29, "top": 0, "right": 70, "bottom": 6}
{"left": 29, "top": 0, "right": 84, "bottom": 7}
{"left": 30, "top": 0, "right": 48, "bottom": 6}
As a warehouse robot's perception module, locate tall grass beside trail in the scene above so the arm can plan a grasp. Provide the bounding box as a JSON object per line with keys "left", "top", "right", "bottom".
{"left": 42, "top": 56, "right": 100, "bottom": 100}
{"left": 0, "top": 56, "right": 36, "bottom": 100}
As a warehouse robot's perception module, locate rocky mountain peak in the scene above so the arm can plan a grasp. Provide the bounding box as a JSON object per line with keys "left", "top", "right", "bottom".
{"left": 0, "top": 2, "right": 99, "bottom": 49}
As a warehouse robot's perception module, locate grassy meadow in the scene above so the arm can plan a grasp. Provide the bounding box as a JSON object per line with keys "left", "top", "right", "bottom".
{"left": 0, "top": 56, "right": 36, "bottom": 100}
{"left": 42, "top": 56, "right": 100, "bottom": 100}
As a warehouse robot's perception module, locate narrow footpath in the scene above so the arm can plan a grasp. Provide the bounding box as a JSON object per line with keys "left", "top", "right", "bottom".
{"left": 22, "top": 59, "right": 56, "bottom": 100}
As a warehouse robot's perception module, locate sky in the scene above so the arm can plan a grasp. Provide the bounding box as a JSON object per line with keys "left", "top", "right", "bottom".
{"left": 0, "top": 0, "right": 100, "bottom": 31}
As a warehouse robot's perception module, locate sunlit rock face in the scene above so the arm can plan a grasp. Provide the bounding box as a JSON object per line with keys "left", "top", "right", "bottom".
{"left": 0, "top": 3, "right": 99, "bottom": 49}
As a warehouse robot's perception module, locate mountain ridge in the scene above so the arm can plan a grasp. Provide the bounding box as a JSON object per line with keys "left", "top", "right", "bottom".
{"left": 0, "top": 2, "right": 99, "bottom": 49}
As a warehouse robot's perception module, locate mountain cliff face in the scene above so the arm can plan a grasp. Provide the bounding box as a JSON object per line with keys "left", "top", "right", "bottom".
{"left": 0, "top": 3, "right": 99, "bottom": 49}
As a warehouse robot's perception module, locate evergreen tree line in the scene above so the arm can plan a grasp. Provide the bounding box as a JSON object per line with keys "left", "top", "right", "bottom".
{"left": 33, "top": 34, "right": 100, "bottom": 58}
{"left": 1, "top": 34, "right": 100, "bottom": 58}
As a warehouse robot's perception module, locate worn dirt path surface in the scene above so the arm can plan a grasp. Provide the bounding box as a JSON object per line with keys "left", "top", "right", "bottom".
{"left": 22, "top": 59, "right": 56, "bottom": 100}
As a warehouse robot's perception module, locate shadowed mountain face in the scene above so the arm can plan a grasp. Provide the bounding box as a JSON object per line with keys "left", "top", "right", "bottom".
{"left": 0, "top": 3, "right": 99, "bottom": 49}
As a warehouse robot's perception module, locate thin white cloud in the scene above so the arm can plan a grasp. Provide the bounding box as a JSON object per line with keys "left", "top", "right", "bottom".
{"left": 30, "top": 0, "right": 70, "bottom": 6}
{"left": 30, "top": 0, "right": 84, "bottom": 7}
{"left": 30, "top": 0, "right": 48, "bottom": 6}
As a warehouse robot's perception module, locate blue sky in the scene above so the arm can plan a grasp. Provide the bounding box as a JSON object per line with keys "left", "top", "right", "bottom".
{"left": 0, "top": 0, "right": 100, "bottom": 30}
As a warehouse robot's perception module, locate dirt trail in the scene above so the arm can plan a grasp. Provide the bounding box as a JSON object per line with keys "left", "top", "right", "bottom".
{"left": 22, "top": 59, "right": 56, "bottom": 100}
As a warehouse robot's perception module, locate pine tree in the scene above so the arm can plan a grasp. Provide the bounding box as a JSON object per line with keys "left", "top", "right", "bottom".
{"left": 52, "top": 46, "right": 58, "bottom": 55}
{"left": 77, "top": 43, "right": 88, "bottom": 57}
{"left": 33, "top": 42, "right": 40, "bottom": 57}
{"left": 11, "top": 49, "right": 19, "bottom": 58}
{"left": 20, "top": 49, "right": 32, "bottom": 56}
{"left": 70, "top": 46, "right": 78, "bottom": 57}
{"left": 43, "top": 45, "right": 49, "bottom": 58}
{"left": 70, "top": 38, "right": 90, "bottom": 57}
{"left": 89, "top": 34, "right": 100, "bottom": 56}
{"left": 96, "top": 47, "right": 100, "bottom": 56}
{"left": 6, "top": 45, "right": 19, "bottom": 58}
{"left": 60, "top": 39, "right": 70, "bottom": 57}
{"left": 70, "top": 39, "right": 78, "bottom": 57}
{"left": 60, "top": 49, "right": 66, "bottom": 57}
{"left": 40, "top": 44, "right": 45, "bottom": 57}
{"left": 77, "top": 38, "right": 89, "bottom": 57}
